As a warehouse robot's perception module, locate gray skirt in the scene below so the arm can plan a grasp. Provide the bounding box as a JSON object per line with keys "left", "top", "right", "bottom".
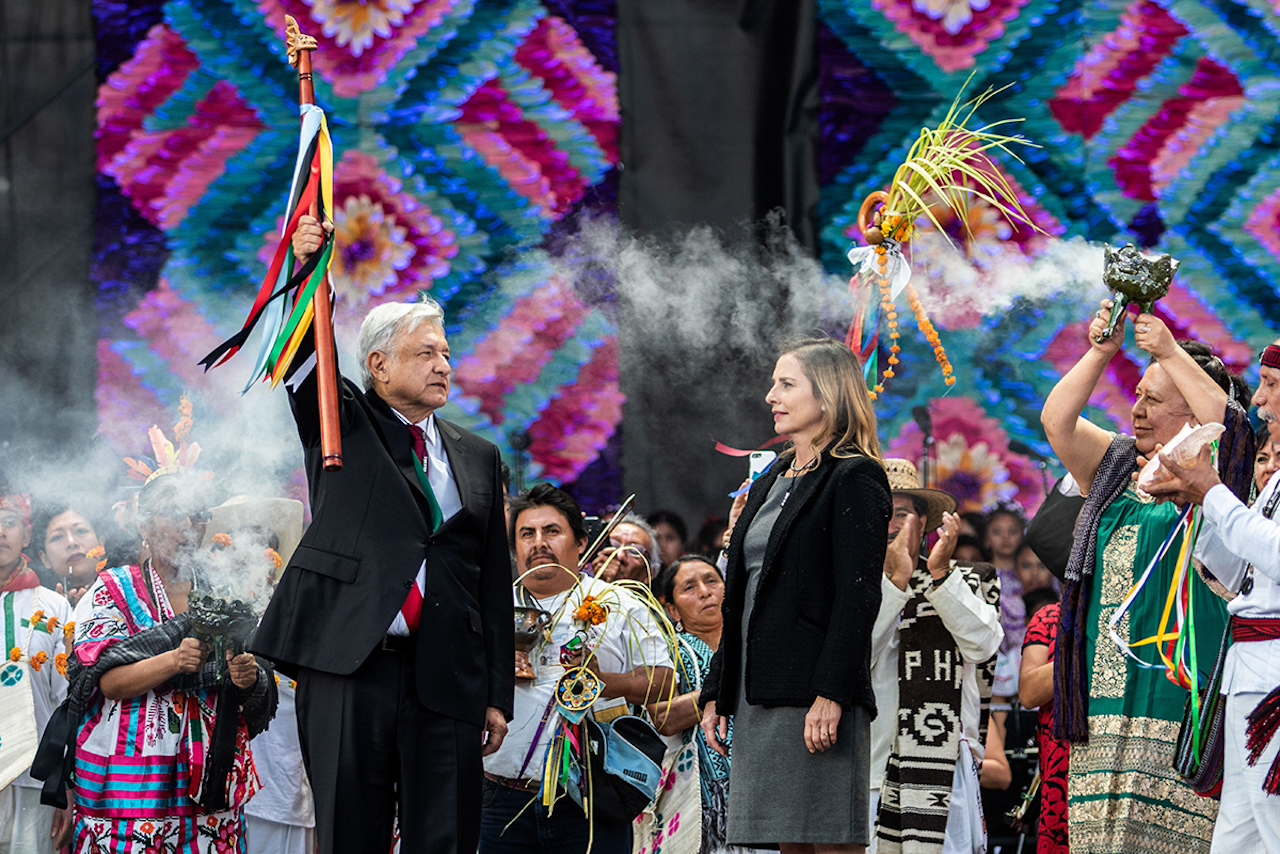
{"left": 726, "top": 699, "right": 871, "bottom": 846}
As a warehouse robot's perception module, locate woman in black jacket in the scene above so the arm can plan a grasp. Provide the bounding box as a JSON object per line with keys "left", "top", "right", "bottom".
{"left": 701, "top": 338, "right": 891, "bottom": 854}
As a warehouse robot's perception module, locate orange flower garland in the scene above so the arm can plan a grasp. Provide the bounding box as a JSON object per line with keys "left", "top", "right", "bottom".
{"left": 55, "top": 652, "right": 69, "bottom": 677}
{"left": 30, "top": 650, "right": 48, "bottom": 672}
{"left": 867, "top": 213, "right": 915, "bottom": 401}
{"left": 906, "top": 284, "right": 955, "bottom": 386}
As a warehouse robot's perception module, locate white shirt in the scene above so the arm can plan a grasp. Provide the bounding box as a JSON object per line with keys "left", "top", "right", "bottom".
{"left": 869, "top": 566, "right": 1004, "bottom": 793}
{"left": 244, "top": 678, "right": 315, "bottom": 827}
{"left": 387, "top": 411, "right": 463, "bottom": 636}
{"left": 1194, "top": 477, "right": 1280, "bottom": 695}
{"left": 484, "top": 575, "right": 673, "bottom": 781}
{"left": 2, "top": 585, "right": 72, "bottom": 790}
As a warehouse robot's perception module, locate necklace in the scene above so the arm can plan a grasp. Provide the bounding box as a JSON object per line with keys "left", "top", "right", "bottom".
{"left": 789, "top": 453, "right": 818, "bottom": 474}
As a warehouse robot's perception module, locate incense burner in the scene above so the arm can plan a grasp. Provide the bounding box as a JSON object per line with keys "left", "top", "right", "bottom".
{"left": 514, "top": 606, "right": 551, "bottom": 681}
{"left": 1096, "top": 243, "right": 1178, "bottom": 342}
{"left": 188, "top": 593, "right": 258, "bottom": 674}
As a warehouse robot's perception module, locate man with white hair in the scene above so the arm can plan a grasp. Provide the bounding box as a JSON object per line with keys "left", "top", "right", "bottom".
{"left": 1148, "top": 339, "right": 1280, "bottom": 852}
{"left": 252, "top": 215, "right": 513, "bottom": 854}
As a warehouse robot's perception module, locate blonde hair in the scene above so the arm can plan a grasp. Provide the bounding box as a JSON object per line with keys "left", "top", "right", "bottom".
{"left": 779, "top": 338, "right": 882, "bottom": 462}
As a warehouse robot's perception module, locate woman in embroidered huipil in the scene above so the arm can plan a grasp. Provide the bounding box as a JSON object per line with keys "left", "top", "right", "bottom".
{"left": 645, "top": 555, "right": 736, "bottom": 854}
{"left": 1041, "top": 301, "right": 1253, "bottom": 853}
{"left": 68, "top": 475, "right": 276, "bottom": 854}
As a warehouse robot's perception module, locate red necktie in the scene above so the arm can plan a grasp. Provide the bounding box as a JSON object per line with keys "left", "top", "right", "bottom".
{"left": 400, "top": 424, "right": 429, "bottom": 633}
{"left": 408, "top": 424, "right": 430, "bottom": 477}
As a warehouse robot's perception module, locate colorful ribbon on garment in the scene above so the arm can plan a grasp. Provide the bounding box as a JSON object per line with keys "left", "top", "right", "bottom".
{"left": 200, "top": 104, "right": 334, "bottom": 389}
{"left": 1107, "top": 450, "right": 1216, "bottom": 756}
{"left": 1106, "top": 503, "right": 1200, "bottom": 682}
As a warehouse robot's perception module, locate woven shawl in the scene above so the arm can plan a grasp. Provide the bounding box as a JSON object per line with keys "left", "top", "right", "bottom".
{"left": 32, "top": 612, "right": 276, "bottom": 809}
{"left": 877, "top": 561, "right": 1000, "bottom": 854}
{"left": 1054, "top": 399, "right": 1254, "bottom": 742}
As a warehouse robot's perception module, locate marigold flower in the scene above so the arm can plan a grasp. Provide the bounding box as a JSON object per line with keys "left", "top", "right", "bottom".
{"left": 212, "top": 533, "right": 233, "bottom": 548}
{"left": 63, "top": 621, "right": 75, "bottom": 640}
{"left": 174, "top": 394, "right": 194, "bottom": 444}
{"left": 55, "top": 652, "right": 68, "bottom": 676}
{"left": 29, "top": 610, "right": 45, "bottom": 626}
{"left": 573, "top": 596, "right": 609, "bottom": 625}
{"left": 87, "top": 545, "right": 107, "bottom": 571}
{"left": 46, "top": 616, "right": 59, "bottom": 633}
{"left": 8, "top": 647, "right": 20, "bottom": 662}
{"left": 265, "top": 548, "right": 283, "bottom": 570}
{"left": 30, "top": 650, "right": 48, "bottom": 671}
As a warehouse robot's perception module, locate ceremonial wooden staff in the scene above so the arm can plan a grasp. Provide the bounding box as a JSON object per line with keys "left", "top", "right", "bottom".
{"left": 285, "top": 15, "right": 342, "bottom": 470}
{"left": 198, "top": 18, "right": 345, "bottom": 462}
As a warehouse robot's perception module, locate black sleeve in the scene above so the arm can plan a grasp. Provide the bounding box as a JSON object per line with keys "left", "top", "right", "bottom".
{"left": 480, "top": 445, "right": 516, "bottom": 719}
{"left": 236, "top": 659, "right": 279, "bottom": 738}
{"left": 811, "top": 458, "right": 891, "bottom": 709}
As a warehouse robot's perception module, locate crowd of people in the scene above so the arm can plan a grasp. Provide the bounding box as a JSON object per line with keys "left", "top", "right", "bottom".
{"left": 4, "top": 218, "right": 1280, "bottom": 854}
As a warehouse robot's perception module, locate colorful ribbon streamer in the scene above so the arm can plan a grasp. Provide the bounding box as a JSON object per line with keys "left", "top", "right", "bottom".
{"left": 200, "top": 104, "right": 335, "bottom": 389}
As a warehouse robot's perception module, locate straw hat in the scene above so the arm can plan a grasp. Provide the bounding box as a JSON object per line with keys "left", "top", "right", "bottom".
{"left": 203, "top": 495, "right": 304, "bottom": 570}
{"left": 883, "top": 458, "right": 957, "bottom": 533}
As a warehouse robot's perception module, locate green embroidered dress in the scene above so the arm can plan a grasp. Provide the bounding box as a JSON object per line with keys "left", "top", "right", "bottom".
{"left": 1068, "top": 485, "right": 1225, "bottom": 853}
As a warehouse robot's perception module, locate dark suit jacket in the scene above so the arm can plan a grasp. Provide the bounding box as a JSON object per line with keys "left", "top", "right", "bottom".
{"left": 702, "top": 450, "right": 891, "bottom": 717}
{"left": 252, "top": 372, "right": 514, "bottom": 726}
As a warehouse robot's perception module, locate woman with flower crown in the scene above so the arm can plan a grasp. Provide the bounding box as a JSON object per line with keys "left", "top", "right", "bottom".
{"left": 44, "top": 467, "right": 278, "bottom": 854}
{"left": 0, "top": 491, "right": 74, "bottom": 854}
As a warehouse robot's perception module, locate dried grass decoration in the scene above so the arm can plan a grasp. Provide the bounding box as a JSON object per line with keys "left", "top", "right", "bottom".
{"left": 845, "top": 76, "right": 1043, "bottom": 399}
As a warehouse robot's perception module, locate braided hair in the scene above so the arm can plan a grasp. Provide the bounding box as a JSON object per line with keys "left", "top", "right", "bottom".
{"left": 1176, "top": 340, "right": 1251, "bottom": 405}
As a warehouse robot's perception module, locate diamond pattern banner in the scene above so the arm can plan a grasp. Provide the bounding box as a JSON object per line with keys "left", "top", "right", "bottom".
{"left": 819, "top": 0, "right": 1280, "bottom": 511}
{"left": 92, "top": 0, "right": 1280, "bottom": 515}
{"left": 92, "top": 0, "right": 622, "bottom": 502}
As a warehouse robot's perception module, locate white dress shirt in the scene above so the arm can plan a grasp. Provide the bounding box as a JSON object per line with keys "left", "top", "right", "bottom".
{"left": 386, "top": 411, "right": 463, "bottom": 636}
{"left": 1194, "top": 476, "right": 1280, "bottom": 695}
{"left": 868, "top": 565, "right": 1004, "bottom": 794}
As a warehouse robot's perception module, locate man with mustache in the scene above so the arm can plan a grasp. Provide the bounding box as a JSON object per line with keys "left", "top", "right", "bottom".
{"left": 1147, "top": 339, "right": 1280, "bottom": 851}
{"left": 482, "top": 484, "right": 673, "bottom": 854}
{"left": 251, "top": 216, "right": 514, "bottom": 854}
